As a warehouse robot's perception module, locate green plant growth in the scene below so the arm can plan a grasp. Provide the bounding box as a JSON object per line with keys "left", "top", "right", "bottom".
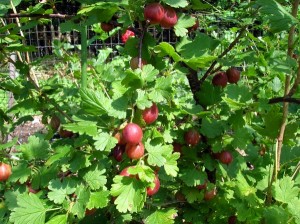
{"left": 0, "top": 0, "right": 300, "bottom": 224}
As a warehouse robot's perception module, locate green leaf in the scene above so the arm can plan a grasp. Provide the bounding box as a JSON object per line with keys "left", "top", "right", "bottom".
{"left": 144, "top": 208, "right": 178, "bottom": 224}
{"left": 256, "top": 0, "right": 298, "bottom": 33}
{"left": 287, "top": 198, "right": 300, "bottom": 223}
{"left": 161, "top": 0, "right": 188, "bottom": 8}
{"left": 235, "top": 172, "right": 257, "bottom": 200}
{"left": 110, "top": 176, "right": 146, "bottom": 213}
{"left": 164, "top": 152, "right": 180, "bottom": 177}
{"left": 258, "top": 107, "right": 282, "bottom": 139}
{"left": 149, "top": 76, "right": 173, "bottom": 102}
{"left": 232, "top": 128, "right": 253, "bottom": 149}
{"left": 271, "top": 77, "right": 282, "bottom": 92}
{"left": 136, "top": 90, "right": 153, "bottom": 110}
{"left": 174, "top": 14, "right": 196, "bottom": 37}
{"left": 83, "top": 165, "right": 107, "bottom": 190}
{"left": 19, "top": 136, "right": 50, "bottom": 161}
{"left": 10, "top": 194, "right": 46, "bottom": 224}
{"left": 126, "top": 165, "right": 155, "bottom": 184}
{"left": 272, "top": 176, "right": 299, "bottom": 204}
{"left": 141, "top": 64, "right": 159, "bottom": 83}
{"left": 110, "top": 95, "right": 128, "bottom": 119}
{"left": 235, "top": 202, "right": 262, "bottom": 222}
{"left": 200, "top": 118, "right": 225, "bottom": 139}
{"left": 145, "top": 141, "right": 179, "bottom": 177}
{"left": 153, "top": 42, "right": 181, "bottom": 62}
{"left": 70, "top": 186, "right": 90, "bottom": 219}
{"left": 62, "top": 121, "right": 97, "bottom": 137}
{"left": 48, "top": 178, "right": 77, "bottom": 204}
{"left": 45, "top": 145, "right": 72, "bottom": 166}
{"left": 179, "top": 169, "right": 207, "bottom": 187}
{"left": 122, "top": 70, "right": 143, "bottom": 90}
{"left": 197, "top": 82, "right": 222, "bottom": 106}
{"left": 69, "top": 151, "right": 91, "bottom": 172}
{"left": 87, "top": 191, "right": 110, "bottom": 209}
{"left": 225, "top": 84, "right": 253, "bottom": 102}
{"left": 9, "top": 163, "right": 31, "bottom": 184}
{"left": 182, "top": 187, "right": 204, "bottom": 203}
{"left": 176, "top": 33, "right": 220, "bottom": 58}
{"left": 46, "top": 215, "right": 67, "bottom": 224}
{"left": 0, "top": 138, "right": 18, "bottom": 150}
{"left": 93, "top": 131, "right": 118, "bottom": 151}
{"left": 80, "top": 88, "right": 111, "bottom": 116}
{"left": 263, "top": 205, "right": 289, "bottom": 224}
{"left": 146, "top": 141, "right": 170, "bottom": 167}
{"left": 183, "top": 55, "right": 217, "bottom": 70}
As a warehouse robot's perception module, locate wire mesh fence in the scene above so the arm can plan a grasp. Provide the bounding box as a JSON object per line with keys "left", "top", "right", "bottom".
{"left": 1, "top": 0, "right": 249, "bottom": 143}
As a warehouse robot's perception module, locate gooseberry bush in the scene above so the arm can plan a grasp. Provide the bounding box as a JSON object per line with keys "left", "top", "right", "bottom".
{"left": 0, "top": 0, "right": 300, "bottom": 224}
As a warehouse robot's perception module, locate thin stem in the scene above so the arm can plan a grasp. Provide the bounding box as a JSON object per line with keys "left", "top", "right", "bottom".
{"left": 291, "top": 161, "right": 300, "bottom": 180}
{"left": 199, "top": 25, "right": 247, "bottom": 86}
{"left": 2, "top": 13, "right": 73, "bottom": 19}
{"left": 268, "top": 97, "right": 300, "bottom": 104}
{"left": 80, "top": 25, "right": 88, "bottom": 89}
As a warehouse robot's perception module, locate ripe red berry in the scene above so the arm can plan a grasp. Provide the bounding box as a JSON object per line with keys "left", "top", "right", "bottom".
{"left": 142, "top": 103, "right": 159, "bottom": 124}
{"left": 122, "top": 123, "right": 143, "bottom": 144}
{"left": 114, "top": 132, "right": 126, "bottom": 145}
{"left": 228, "top": 215, "right": 237, "bottom": 224}
{"left": 204, "top": 188, "right": 217, "bottom": 201}
{"left": 172, "top": 142, "right": 182, "bottom": 154}
{"left": 26, "top": 182, "right": 40, "bottom": 194}
{"left": 85, "top": 208, "right": 97, "bottom": 216}
{"left": 196, "top": 180, "right": 207, "bottom": 190}
{"left": 0, "top": 162, "right": 11, "bottom": 181}
{"left": 160, "top": 6, "right": 178, "bottom": 28}
{"left": 130, "top": 57, "right": 147, "bottom": 70}
{"left": 184, "top": 129, "right": 201, "bottom": 146}
{"left": 113, "top": 144, "right": 125, "bottom": 162}
{"left": 147, "top": 174, "right": 160, "bottom": 196}
{"left": 119, "top": 166, "right": 136, "bottom": 178}
{"left": 144, "top": 3, "right": 165, "bottom": 25}
{"left": 219, "top": 151, "right": 233, "bottom": 165}
{"left": 188, "top": 17, "right": 199, "bottom": 32}
{"left": 50, "top": 115, "right": 60, "bottom": 131}
{"left": 121, "top": 30, "right": 135, "bottom": 43}
{"left": 226, "top": 67, "right": 240, "bottom": 84}
{"left": 101, "top": 22, "right": 114, "bottom": 32}
{"left": 212, "top": 72, "right": 228, "bottom": 88}
{"left": 126, "top": 142, "right": 145, "bottom": 160}
{"left": 59, "top": 128, "right": 74, "bottom": 138}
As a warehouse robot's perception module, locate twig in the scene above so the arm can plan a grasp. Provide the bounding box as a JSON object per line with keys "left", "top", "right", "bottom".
{"left": 268, "top": 97, "right": 300, "bottom": 104}
{"left": 2, "top": 13, "right": 73, "bottom": 19}
{"left": 199, "top": 25, "right": 247, "bottom": 86}
{"left": 291, "top": 161, "right": 300, "bottom": 180}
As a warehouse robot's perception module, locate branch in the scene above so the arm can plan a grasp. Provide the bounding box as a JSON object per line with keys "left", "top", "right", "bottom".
{"left": 2, "top": 13, "right": 73, "bottom": 19}
{"left": 266, "top": 0, "right": 300, "bottom": 205}
{"left": 268, "top": 97, "right": 300, "bottom": 104}
{"left": 199, "top": 25, "right": 247, "bottom": 86}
